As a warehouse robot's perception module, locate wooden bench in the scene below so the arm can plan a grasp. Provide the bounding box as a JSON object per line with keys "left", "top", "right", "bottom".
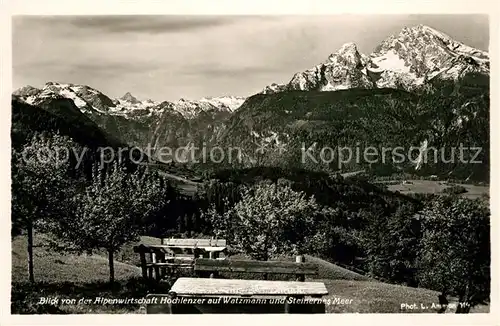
{"left": 194, "top": 256, "right": 317, "bottom": 281}
{"left": 133, "top": 244, "right": 196, "bottom": 281}
{"left": 133, "top": 239, "right": 227, "bottom": 280}
{"left": 165, "top": 246, "right": 227, "bottom": 260}
{"left": 145, "top": 277, "right": 328, "bottom": 314}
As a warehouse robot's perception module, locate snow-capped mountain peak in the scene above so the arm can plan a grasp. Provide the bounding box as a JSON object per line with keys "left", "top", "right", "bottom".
{"left": 120, "top": 92, "right": 140, "bottom": 104}
{"left": 262, "top": 24, "right": 489, "bottom": 93}
{"left": 13, "top": 82, "right": 246, "bottom": 121}
{"left": 198, "top": 96, "right": 246, "bottom": 112}
{"left": 327, "top": 42, "right": 364, "bottom": 66}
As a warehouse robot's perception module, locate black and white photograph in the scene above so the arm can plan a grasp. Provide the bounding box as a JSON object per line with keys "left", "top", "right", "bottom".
{"left": 6, "top": 4, "right": 494, "bottom": 319}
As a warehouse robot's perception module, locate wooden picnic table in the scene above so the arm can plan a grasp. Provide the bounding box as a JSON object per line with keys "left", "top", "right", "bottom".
{"left": 171, "top": 277, "right": 328, "bottom": 296}
{"left": 145, "top": 277, "right": 328, "bottom": 314}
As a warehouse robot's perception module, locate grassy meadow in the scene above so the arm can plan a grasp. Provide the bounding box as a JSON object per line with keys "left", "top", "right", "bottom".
{"left": 11, "top": 234, "right": 489, "bottom": 314}
{"left": 385, "top": 180, "right": 489, "bottom": 199}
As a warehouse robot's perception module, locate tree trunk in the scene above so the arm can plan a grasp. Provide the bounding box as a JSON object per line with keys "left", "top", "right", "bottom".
{"left": 262, "top": 237, "right": 269, "bottom": 280}
{"left": 108, "top": 249, "right": 115, "bottom": 284}
{"left": 27, "top": 220, "right": 34, "bottom": 283}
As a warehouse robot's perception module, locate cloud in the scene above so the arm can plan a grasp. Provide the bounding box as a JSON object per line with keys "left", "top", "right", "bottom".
{"left": 71, "top": 61, "right": 159, "bottom": 75}
{"left": 13, "top": 15, "right": 262, "bottom": 35}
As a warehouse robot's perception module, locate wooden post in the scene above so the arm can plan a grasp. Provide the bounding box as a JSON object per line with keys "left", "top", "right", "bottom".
{"left": 209, "top": 251, "right": 214, "bottom": 260}
{"left": 148, "top": 252, "right": 154, "bottom": 279}
{"left": 158, "top": 252, "right": 166, "bottom": 279}
{"left": 139, "top": 251, "right": 147, "bottom": 279}
{"left": 296, "top": 255, "right": 305, "bottom": 282}
{"left": 27, "top": 221, "right": 34, "bottom": 283}
{"left": 153, "top": 252, "right": 161, "bottom": 281}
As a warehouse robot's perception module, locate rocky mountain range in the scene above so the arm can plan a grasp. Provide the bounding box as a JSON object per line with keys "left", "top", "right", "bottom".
{"left": 223, "top": 25, "right": 489, "bottom": 180}
{"left": 12, "top": 25, "right": 490, "bottom": 180}
{"left": 13, "top": 82, "right": 246, "bottom": 157}
{"left": 262, "top": 25, "right": 489, "bottom": 94}
{"left": 13, "top": 83, "right": 245, "bottom": 120}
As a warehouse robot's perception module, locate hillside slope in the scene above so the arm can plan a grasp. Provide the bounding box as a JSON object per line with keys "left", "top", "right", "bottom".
{"left": 304, "top": 255, "right": 371, "bottom": 281}
{"left": 220, "top": 85, "right": 489, "bottom": 181}
{"left": 11, "top": 96, "right": 121, "bottom": 150}
{"left": 11, "top": 96, "right": 152, "bottom": 174}
{"left": 11, "top": 234, "right": 141, "bottom": 284}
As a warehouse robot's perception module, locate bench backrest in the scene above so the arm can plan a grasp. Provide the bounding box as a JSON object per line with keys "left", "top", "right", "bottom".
{"left": 194, "top": 258, "right": 317, "bottom": 275}
{"left": 133, "top": 244, "right": 226, "bottom": 254}
{"left": 163, "top": 238, "right": 227, "bottom": 247}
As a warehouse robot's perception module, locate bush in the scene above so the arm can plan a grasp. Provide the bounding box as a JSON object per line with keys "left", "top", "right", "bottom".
{"left": 203, "top": 182, "right": 322, "bottom": 260}
{"left": 416, "top": 196, "right": 490, "bottom": 310}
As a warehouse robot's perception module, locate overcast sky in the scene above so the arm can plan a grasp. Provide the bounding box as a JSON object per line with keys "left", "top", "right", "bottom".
{"left": 13, "top": 15, "right": 489, "bottom": 101}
